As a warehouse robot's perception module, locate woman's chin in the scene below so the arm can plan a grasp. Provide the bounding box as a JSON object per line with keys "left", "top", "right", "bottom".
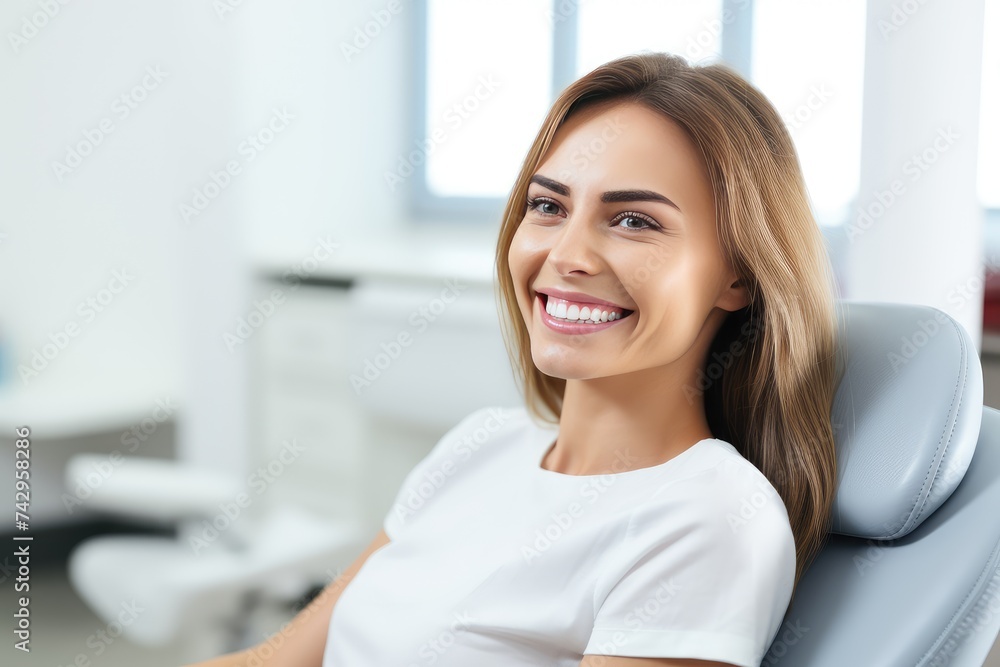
{"left": 531, "top": 350, "right": 600, "bottom": 381}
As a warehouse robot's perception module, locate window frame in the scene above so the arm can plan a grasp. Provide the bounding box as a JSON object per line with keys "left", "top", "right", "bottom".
{"left": 409, "top": 0, "right": 999, "bottom": 233}
{"left": 409, "top": 0, "right": 754, "bottom": 223}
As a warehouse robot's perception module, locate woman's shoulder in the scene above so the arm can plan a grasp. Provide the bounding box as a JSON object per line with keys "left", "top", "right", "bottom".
{"left": 442, "top": 404, "right": 530, "bottom": 448}
{"left": 638, "top": 438, "right": 794, "bottom": 541}
{"left": 451, "top": 404, "right": 530, "bottom": 433}
{"left": 666, "top": 437, "right": 785, "bottom": 499}
{"left": 416, "top": 405, "right": 529, "bottom": 469}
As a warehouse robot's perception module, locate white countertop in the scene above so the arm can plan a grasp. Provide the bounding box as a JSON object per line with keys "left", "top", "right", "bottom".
{"left": 250, "top": 223, "right": 501, "bottom": 287}
{"left": 0, "top": 380, "right": 176, "bottom": 441}
{"left": 0, "top": 224, "right": 501, "bottom": 439}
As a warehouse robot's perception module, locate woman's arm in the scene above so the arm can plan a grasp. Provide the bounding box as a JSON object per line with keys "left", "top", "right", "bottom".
{"left": 183, "top": 528, "right": 391, "bottom": 667}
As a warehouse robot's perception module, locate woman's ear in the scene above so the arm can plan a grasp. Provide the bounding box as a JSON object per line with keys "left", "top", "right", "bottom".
{"left": 718, "top": 275, "right": 751, "bottom": 312}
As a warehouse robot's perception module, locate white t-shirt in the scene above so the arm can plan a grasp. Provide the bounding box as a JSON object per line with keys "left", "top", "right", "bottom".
{"left": 323, "top": 405, "right": 796, "bottom": 667}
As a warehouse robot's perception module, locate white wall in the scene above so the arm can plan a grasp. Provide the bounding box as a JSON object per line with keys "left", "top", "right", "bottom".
{"left": 847, "top": 0, "right": 986, "bottom": 346}
{"left": 233, "top": 0, "right": 415, "bottom": 258}
{"left": 0, "top": 1, "right": 199, "bottom": 398}
{"left": 0, "top": 0, "right": 420, "bottom": 467}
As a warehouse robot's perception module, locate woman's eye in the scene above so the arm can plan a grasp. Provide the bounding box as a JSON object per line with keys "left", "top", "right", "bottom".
{"left": 526, "top": 199, "right": 660, "bottom": 232}
{"left": 613, "top": 213, "right": 658, "bottom": 232}
{"left": 527, "top": 197, "right": 561, "bottom": 216}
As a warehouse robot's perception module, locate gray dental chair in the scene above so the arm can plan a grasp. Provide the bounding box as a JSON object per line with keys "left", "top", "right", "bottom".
{"left": 762, "top": 300, "right": 997, "bottom": 666}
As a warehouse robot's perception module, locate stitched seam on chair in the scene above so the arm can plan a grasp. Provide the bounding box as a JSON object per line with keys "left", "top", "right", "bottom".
{"left": 912, "top": 535, "right": 1000, "bottom": 666}
{"left": 904, "top": 310, "right": 966, "bottom": 539}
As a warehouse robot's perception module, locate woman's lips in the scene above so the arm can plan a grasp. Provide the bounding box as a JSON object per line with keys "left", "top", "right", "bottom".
{"left": 535, "top": 293, "right": 634, "bottom": 335}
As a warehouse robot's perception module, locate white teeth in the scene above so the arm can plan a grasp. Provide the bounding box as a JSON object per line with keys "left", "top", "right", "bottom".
{"left": 544, "top": 295, "right": 629, "bottom": 323}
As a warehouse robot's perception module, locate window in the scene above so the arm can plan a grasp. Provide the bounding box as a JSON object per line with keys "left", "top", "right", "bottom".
{"left": 408, "top": 0, "right": 553, "bottom": 220}
{"left": 980, "top": 0, "right": 999, "bottom": 209}
{"left": 575, "top": 0, "right": 726, "bottom": 78}
{"left": 412, "top": 0, "right": 731, "bottom": 220}
{"left": 423, "top": 0, "right": 552, "bottom": 200}
{"left": 750, "top": 0, "right": 866, "bottom": 225}
{"left": 413, "top": 0, "right": 997, "bottom": 225}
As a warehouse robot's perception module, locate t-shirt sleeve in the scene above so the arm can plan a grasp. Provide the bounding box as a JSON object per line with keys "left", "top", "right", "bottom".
{"left": 584, "top": 461, "right": 797, "bottom": 667}
{"left": 382, "top": 405, "right": 503, "bottom": 540}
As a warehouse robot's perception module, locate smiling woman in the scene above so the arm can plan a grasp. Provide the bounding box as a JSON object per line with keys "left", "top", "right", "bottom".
{"left": 493, "top": 51, "right": 842, "bottom": 665}
{"left": 185, "top": 51, "right": 841, "bottom": 667}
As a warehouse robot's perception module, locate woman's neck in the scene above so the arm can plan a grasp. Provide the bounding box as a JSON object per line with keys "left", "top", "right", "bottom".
{"left": 544, "top": 373, "right": 713, "bottom": 476}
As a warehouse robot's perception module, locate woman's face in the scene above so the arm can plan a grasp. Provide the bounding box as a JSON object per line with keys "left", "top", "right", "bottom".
{"left": 507, "top": 101, "right": 748, "bottom": 381}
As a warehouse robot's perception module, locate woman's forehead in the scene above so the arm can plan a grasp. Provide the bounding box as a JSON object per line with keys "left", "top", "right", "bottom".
{"left": 534, "top": 103, "right": 714, "bottom": 216}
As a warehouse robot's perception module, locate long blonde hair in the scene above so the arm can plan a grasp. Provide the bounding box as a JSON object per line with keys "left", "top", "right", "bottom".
{"left": 493, "top": 52, "right": 842, "bottom": 601}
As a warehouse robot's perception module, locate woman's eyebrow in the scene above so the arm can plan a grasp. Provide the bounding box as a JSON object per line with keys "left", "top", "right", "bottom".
{"left": 529, "top": 174, "right": 682, "bottom": 212}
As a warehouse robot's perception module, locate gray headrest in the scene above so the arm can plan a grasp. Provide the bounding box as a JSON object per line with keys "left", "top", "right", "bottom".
{"left": 831, "top": 301, "right": 983, "bottom": 540}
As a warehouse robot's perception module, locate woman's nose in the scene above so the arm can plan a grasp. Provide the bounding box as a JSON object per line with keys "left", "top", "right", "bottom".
{"left": 545, "top": 208, "right": 604, "bottom": 276}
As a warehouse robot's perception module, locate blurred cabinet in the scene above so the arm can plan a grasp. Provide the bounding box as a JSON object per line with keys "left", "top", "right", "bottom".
{"left": 248, "top": 278, "right": 369, "bottom": 525}
{"left": 247, "top": 270, "right": 525, "bottom": 536}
